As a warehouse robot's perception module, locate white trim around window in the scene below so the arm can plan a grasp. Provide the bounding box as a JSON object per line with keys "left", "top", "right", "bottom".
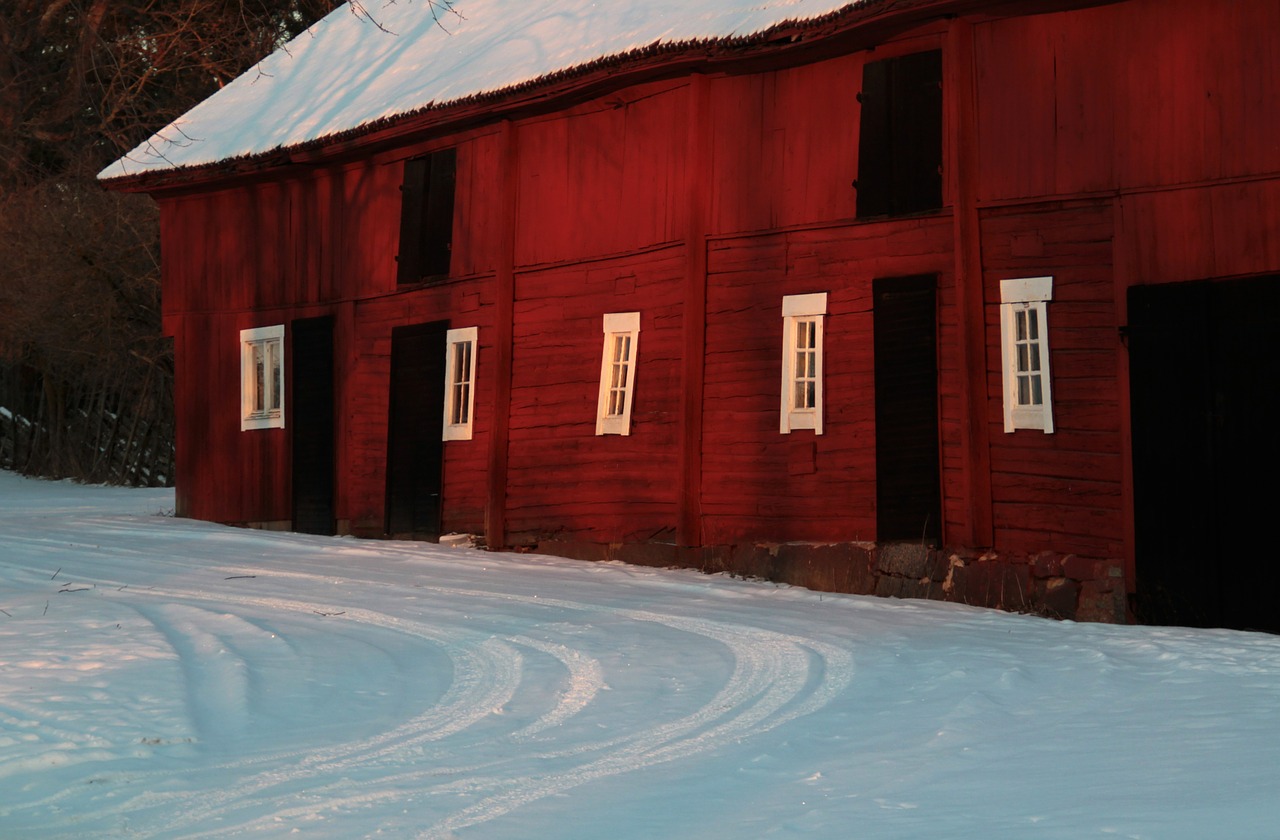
{"left": 442, "top": 326, "right": 478, "bottom": 441}
{"left": 596, "top": 311, "right": 640, "bottom": 436}
{"left": 999, "top": 276, "right": 1054, "bottom": 433}
{"left": 240, "top": 324, "right": 285, "bottom": 431}
{"left": 780, "top": 292, "right": 827, "bottom": 434}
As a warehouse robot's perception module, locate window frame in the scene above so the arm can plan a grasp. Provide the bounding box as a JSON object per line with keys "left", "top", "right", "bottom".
{"left": 595, "top": 312, "right": 640, "bottom": 436}
{"left": 240, "top": 324, "right": 285, "bottom": 431}
{"left": 999, "top": 276, "right": 1055, "bottom": 434}
{"left": 442, "top": 326, "right": 478, "bottom": 441}
{"left": 780, "top": 292, "right": 828, "bottom": 435}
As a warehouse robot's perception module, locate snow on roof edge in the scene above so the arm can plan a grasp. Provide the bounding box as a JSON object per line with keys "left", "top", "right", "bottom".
{"left": 99, "top": 0, "right": 897, "bottom": 187}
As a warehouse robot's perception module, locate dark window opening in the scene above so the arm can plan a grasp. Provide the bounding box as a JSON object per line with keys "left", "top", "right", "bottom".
{"left": 397, "top": 147, "right": 456, "bottom": 284}
{"left": 856, "top": 49, "right": 943, "bottom": 219}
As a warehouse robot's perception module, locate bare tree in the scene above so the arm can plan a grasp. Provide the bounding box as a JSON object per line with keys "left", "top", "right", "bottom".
{"left": 0, "top": 0, "right": 347, "bottom": 484}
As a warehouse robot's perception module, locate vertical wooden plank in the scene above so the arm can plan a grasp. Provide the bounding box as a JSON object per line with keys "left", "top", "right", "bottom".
{"left": 947, "top": 18, "right": 994, "bottom": 547}
{"left": 678, "top": 77, "right": 710, "bottom": 548}
{"left": 485, "top": 120, "right": 518, "bottom": 550}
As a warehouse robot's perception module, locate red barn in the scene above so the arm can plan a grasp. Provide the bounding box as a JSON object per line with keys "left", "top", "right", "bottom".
{"left": 101, "top": 0, "right": 1280, "bottom": 630}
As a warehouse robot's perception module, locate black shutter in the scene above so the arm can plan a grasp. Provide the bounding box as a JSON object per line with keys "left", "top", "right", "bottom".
{"left": 423, "top": 147, "right": 456, "bottom": 277}
{"left": 856, "top": 57, "right": 891, "bottom": 218}
{"left": 397, "top": 157, "right": 429, "bottom": 284}
{"left": 857, "top": 50, "right": 943, "bottom": 218}
{"left": 396, "top": 149, "right": 456, "bottom": 284}
{"left": 891, "top": 50, "right": 943, "bottom": 215}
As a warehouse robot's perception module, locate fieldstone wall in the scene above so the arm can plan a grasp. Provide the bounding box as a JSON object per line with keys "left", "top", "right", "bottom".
{"left": 530, "top": 538, "right": 1129, "bottom": 624}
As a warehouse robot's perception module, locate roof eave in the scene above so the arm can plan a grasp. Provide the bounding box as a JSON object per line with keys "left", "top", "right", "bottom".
{"left": 99, "top": 0, "right": 1114, "bottom": 195}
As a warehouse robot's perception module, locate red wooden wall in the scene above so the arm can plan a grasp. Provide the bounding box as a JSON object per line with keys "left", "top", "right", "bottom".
{"left": 700, "top": 218, "right": 955, "bottom": 544}
{"left": 154, "top": 0, "right": 1280, "bottom": 588}
{"left": 504, "top": 249, "right": 686, "bottom": 544}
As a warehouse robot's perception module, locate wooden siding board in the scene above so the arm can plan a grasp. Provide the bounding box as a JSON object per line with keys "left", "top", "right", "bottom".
{"left": 503, "top": 250, "right": 683, "bottom": 542}
{"left": 980, "top": 203, "right": 1121, "bottom": 558}
{"left": 978, "top": 0, "right": 1280, "bottom": 204}
{"left": 702, "top": 220, "right": 950, "bottom": 546}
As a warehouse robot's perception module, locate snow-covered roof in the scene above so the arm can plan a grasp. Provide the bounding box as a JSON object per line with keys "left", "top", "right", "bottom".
{"left": 98, "top": 0, "right": 882, "bottom": 182}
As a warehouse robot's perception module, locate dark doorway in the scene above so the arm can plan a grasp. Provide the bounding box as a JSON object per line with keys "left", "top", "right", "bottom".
{"left": 386, "top": 322, "right": 447, "bottom": 539}
{"left": 1128, "top": 276, "right": 1280, "bottom": 633}
{"left": 873, "top": 275, "right": 942, "bottom": 543}
{"left": 291, "top": 316, "right": 335, "bottom": 535}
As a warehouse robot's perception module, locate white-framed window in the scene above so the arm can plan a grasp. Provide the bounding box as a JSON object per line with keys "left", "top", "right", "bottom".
{"left": 780, "top": 292, "right": 827, "bottom": 434}
{"left": 999, "top": 276, "right": 1055, "bottom": 433}
{"left": 442, "top": 326, "right": 478, "bottom": 441}
{"left": 240, "top": 324, "right": 285, "bottom": 431}
{"left": 596, "top": 312, "right": 640, "bottom": 436}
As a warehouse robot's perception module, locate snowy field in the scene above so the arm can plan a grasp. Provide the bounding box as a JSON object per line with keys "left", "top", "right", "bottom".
{"left": 1, "top": 471, "right": 1278, "bottom": 839}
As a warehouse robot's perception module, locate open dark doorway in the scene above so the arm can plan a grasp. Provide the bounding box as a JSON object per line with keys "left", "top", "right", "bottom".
{"left": 873, "top": 275, "right": 942, "bottom": 544}
{"left": 291, "top": 316, "right": 335, "bottom": 535}
{"left": 386, "top": 322, "right": 447, "bottom": 540}
{"left": 1128, "top": 276, "right": 1280, "bottom": 633}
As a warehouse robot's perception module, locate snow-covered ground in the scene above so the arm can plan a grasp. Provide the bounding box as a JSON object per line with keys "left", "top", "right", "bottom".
{"left": 2, "top": 471, "right": 1278, "bottom": 839}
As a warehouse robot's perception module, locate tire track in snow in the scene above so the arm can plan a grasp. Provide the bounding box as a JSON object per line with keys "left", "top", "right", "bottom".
{"left": 168, "top": 577, "right": 855, "bottom": 838}
{"left": 417, "top": 609, "right": 853, "bottom": 839}
{"left": 505, "top": 635, "right": 605, "bottom": 741}
{"left": 20, "top": 562, "right": 853, "bottom": 837}
{"left": 122, "top": 591, "right": 526, "bottom": 835}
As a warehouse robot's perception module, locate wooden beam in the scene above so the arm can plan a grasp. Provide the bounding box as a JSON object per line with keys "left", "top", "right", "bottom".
{"left": 677, "top": 75, "right": 712, "bottom": 548}
{"left": 946, "top": 18, "right": 994, "bottom": 547}
{"left": 485, "top": 120, "right": 518, "bottom": 550}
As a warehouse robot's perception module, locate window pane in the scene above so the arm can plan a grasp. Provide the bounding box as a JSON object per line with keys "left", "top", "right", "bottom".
{"left": 1028, "top": 308, "right": 1039, "bottom": 340}
{"left": 1015, "top": 309, "right": 1027, "bottom": 341}
{"left": 1030, "top": 374, "right": 1043, "bottom": 406}
{"left": 454, "top": 341, "right": 470, "bottom": 383}
{"left": 1017, "top": 343, "right": 1029, "bottom": 373}
{"left": 268, "top": 341, "right": 281, "bottom": 411}
{"left": 1029, "top": 343, "right": 1041, "bottom": 372}
{"left": 1017, "top": 374, "right": 1030, "bottom": 405}
{"left": 252, "top": 343, "right": 265, "bottom": 412}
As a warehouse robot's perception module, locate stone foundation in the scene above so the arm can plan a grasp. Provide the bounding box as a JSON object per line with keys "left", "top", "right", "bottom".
{"left": 527, "top": 538, "right": 1129, "bottom": 624}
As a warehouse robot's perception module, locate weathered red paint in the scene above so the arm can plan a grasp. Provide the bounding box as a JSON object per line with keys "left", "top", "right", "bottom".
{"left": 133, "top": 0, "right": 1280, "bottom": 623}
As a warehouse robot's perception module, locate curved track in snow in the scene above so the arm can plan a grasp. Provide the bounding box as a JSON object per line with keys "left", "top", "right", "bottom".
{"left": 1, "top": 516, "right": 855, "bottom": 838}
{"left": 8, "top": 478, "right": 1280, "bottom": 840}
